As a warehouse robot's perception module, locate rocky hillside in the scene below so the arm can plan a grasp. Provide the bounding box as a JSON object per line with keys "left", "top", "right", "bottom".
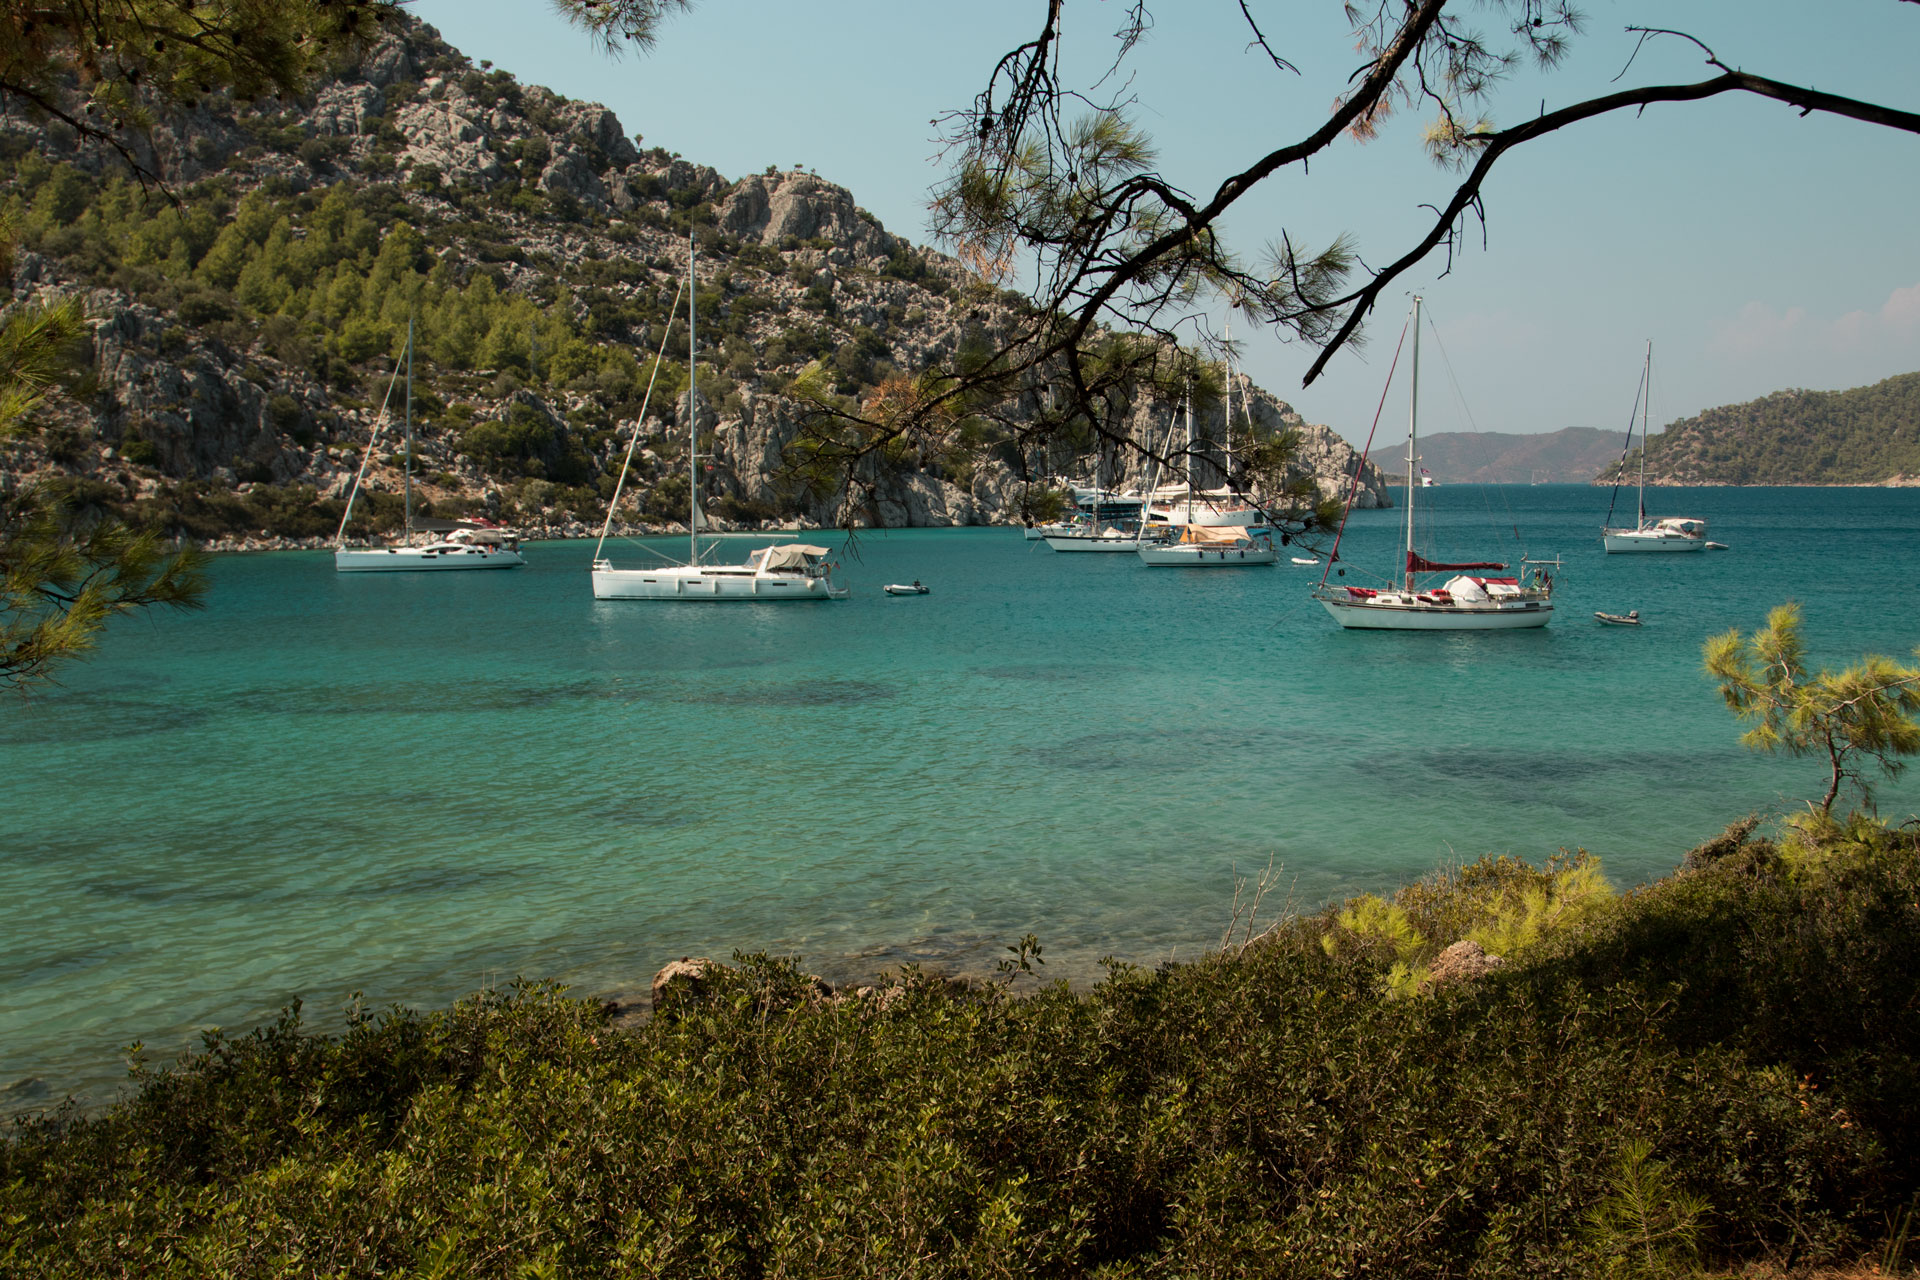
{"left": 1377, "top": 427, "right": 1628, "bottom": 484}
{"left": 0, "top": 18, "right": 1388, "bottom": 545}
{"left": 1596, "top": 371, "right": 1920, "bottom": 486}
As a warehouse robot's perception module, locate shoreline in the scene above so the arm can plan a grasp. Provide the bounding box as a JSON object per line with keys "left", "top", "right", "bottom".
{"left": 198, "top": 518, "right": 1023, "bottom": 554}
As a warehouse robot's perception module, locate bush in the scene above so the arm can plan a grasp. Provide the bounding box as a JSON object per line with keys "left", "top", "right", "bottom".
{"left": 457, "top": 402, "right": 595, "bottom": 484}
{"left": 6, "top": 830, "right": 1919, "bottom": 1277}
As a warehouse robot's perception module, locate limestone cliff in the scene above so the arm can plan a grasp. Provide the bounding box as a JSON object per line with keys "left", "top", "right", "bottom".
{"left": 0, "top": 18, "right": 1387, "bottom": 542}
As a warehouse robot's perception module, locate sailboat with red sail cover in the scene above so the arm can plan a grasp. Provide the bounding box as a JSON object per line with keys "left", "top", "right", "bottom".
{"left": 1311, "top": 297, "right": 1555, "bottom": 630}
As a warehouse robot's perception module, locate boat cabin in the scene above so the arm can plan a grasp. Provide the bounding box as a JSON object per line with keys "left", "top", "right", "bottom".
{"left": 741, "top": 544, "right": 833, "bottom": 577}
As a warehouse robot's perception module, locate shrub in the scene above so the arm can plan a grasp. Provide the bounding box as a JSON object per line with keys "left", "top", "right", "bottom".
{"left": 6, "top": 832, "right": 1919, "bottom": 1277}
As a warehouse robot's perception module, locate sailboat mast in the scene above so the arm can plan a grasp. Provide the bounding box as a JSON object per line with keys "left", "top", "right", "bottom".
{"left": 688, "top": 231, "right": 698, "bottom": 567}
{"left": 1405, "top": 296, "right": 1421, "bottom": 590}
{"left": 1184, "top": 387, "right": 1195, "bottom": 526}
{"left": 1223, "top": 321, "right": 1234, "bottom": 486}
{"left": 1637, "top": 341, "right": 1650, "bottom": 528}
{"left": 403, "top": 315, "right": 414, "bottom": 544}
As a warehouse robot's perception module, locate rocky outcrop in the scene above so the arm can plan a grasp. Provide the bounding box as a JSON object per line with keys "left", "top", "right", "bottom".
{"left": 647, "top": 956, "right": 837, "bottom": 1019}
{"left": 718, "top": 171, "right": 896, "bottom": 261}
{"left": 398, "top": 93, "right": 507, "bottom": 189}
{"left": 1426, "top": 940, "right": 1504, "bottom": 987}
{"left": 0, "top": 13, "right": 1391, "bottom": 537}
{"left": 649, "top": 957, "right": 721, "bottom": 1012}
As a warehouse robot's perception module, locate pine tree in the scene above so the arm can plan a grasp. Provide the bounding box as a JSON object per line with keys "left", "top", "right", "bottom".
{"left": 1704, "top": 603, "right": 1920, "bottom": 815}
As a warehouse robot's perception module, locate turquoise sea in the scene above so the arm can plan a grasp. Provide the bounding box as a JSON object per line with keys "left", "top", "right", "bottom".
{"left": 6, "top": 484, "right": 1920, "bottom": 1106}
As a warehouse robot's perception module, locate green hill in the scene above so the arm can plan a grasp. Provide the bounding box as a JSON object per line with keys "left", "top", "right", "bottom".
{"left": 0, "top": 17, "right": 1385, "bottom": 544}
{"left": 1598, "top": 371, "right": 1920, "bottom": 485}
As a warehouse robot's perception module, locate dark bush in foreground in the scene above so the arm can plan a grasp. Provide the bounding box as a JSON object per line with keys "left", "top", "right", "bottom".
{"left": 4, "top": 824, "right": 1918, "bottom": 1277}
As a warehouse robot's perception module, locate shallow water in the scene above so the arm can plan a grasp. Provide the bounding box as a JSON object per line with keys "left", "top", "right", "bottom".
{"left": 6, "top": 485, "right": 1919, "bottom": 1104}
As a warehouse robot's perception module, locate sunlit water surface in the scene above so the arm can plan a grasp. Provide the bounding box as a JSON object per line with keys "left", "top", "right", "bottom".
{"left": 6, "top": 485, "right": 1920, "bottom": 1105}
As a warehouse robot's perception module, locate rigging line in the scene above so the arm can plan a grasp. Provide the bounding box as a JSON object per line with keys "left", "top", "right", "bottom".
{"left": 1601, "top": 351, "right": 1649, "bottom": 531}
{"left": 1319, "top": 315, "right": 1411, "bottom": 588}
{"left": 333, "top": 353, "right": 408, "bottom": 548}
{"left": 1420, "top": 304, "right": 1522, "bottom": 552}
{"left": 593, "top": 277, "right": 688, "bottom": 564}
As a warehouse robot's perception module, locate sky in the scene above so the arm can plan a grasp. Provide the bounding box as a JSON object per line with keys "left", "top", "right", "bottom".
{"left": 406, "top": 0, "right": 1920, "bottom": 445}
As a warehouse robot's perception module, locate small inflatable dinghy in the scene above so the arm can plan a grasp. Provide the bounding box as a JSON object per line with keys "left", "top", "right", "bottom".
{"left": 1595, "top": 610, "right": 1642, "bottom": 626}
{"left": 884, "top": 582, "right": 930, "bottom": 596}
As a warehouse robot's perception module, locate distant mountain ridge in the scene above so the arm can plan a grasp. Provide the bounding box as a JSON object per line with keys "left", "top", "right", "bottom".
{"left": 1374, "top": 427, "right": 1627, "bottom": 484}
{"left": 1596, "top": 371, "right": 1920, "bottom": 486}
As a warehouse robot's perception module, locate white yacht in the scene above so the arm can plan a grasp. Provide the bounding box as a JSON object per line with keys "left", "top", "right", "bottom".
{"left": 1144, "top": 486, "right": 1265, "bottom": 529}
{"left": 334, "top": 320, "right": 524, "bottom": 572}
{"left": 1601, "top": 344, "right": 1714, "bottom": 553}
{"left": 590, "top": 233, "right": 847, "bottom": 602}
{"left": 1603, "top": 516, "right": 1710, "bottom": 553}
{"left": 335, "top": 528, "right": 524, "bottom": 572}
{"left": 1042, "top": 518, "right": 1159, "bottom": 553}
{"left": 592, "top": 542, "right": 844, "bottom": 600}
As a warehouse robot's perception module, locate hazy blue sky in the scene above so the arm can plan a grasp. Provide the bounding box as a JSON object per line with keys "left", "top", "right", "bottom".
{"left": 409, "top": 1, "right": 1920, "bottom": 444}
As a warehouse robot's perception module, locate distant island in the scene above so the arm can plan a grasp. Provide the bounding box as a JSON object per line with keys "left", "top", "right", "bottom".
{"left": 1375, "top": 370, "right": 1920, "bottom": 487}
{"left": 1376, "top": 427, "right": 1627, "bottom": 484}
{"left": 1596, "top": 370, "right": 1920, "bottom": 486}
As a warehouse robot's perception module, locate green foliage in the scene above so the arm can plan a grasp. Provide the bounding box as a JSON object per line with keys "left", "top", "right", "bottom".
{"left": 3, "top": 166, "right": 651, "bottom": 410}
{"left": 0, "top": 485, "right": 207, "bottom": 690}
{"left": 1322, "top": 851, "right": 1615, "bottom": 995}
{"left": 132, "top": 480, "right": 358, "bottom": 540}
{"left": 0, "top": 294, "right": 87, "bottom": 435}
{"left": 1603, "top": 372, "right": 1920, "bottom": 485}
{"left": 1019, "top": 486, "right": 1069, "bottom": 524}
{"left": 9, "top": 831, "right": 1920, "bottom": 1276}
{"left": 0, "top": 1, "right": 401, "bottom": 187}
{"left": 1705, "top": 602, "right": 1920, "bottom": 814}
{"left": 1578, "top": 1138, "right": 1708, "bottom": 1278}
{"left": 454, "top": 402, "right": 598, "bottom": 485}
{"left": 1321, "top": 891, "right": 1429, "bottom": 995}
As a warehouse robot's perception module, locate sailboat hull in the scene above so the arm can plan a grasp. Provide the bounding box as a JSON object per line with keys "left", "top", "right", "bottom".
{"left": 1042, "top": 535, "right": 1147, "bottom": 552}
{"left": 1137, "top": 544, "right": 1276, "bottom": 567}
{"left": 1315, "top": 594, "right": 1552, "bottom": 630}
{"left": 334, "top": 547, "right": 524, "bottom": 571}
{"left": 1601, "top": 530, "right": 1708, "bottom": 553}
{"left": 592, "top": 566, "right": 843, "bottom": 600}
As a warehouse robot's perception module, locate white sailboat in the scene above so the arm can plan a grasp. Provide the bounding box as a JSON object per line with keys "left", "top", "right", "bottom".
{"left": 1136, "top": 389, "right": 1275, "bottom": 567}
{"left": 1040, "top": 452, "right": 1161, "bottom": 552}
{"left": 591, "top": 234, "right": 847, "bottom": 602}
{"left": 334, "top": 319, "right": 525, "bottom": 572}
{"left": 1312, "top": 297, "right": 1554, "bottom": 630}
{"left": 1601, "top": 344, "right": 1713, "bottom": 553}
{"left": 1143, "top": 331, "right": 1266, "bottom": 530}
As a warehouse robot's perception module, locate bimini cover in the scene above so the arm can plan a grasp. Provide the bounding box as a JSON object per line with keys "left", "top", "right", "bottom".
{"left": 1184, "top": 524, "right": 1247, "bottom": 545}
{"left": 762, "top": 544, "right": 830, "bottom": 571}
{"left": 1655, "top": 518, "right": 1705, "bottom": 535}
{"left": 1443, "top": 575, "right": 1490, "bottom": 602}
